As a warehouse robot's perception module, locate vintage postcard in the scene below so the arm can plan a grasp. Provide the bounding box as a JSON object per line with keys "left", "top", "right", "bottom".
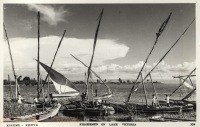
{"left": 0, "top": 0, "right": 199, "bottom": 127}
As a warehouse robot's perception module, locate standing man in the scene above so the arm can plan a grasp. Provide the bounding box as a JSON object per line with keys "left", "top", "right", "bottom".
{"left": 17, "top": 94, "right": 23, "bottom": 104}
{"left": 81, "top": 92, "right": 87, "bottom": 101}
{"left": 152, "top": 94, "right": 156, "bottom": 107}
{"left": 166, "top": 95, "right": 170, "bottom": 107}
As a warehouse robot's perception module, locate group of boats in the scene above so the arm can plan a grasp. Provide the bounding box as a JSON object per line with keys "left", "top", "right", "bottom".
{"left": 3, "top": 9, "right": 196, "bottom": 122}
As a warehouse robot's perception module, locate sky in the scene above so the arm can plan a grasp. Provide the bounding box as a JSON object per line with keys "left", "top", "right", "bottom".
{"left": 3, "top": 4, "right": 196, "bottom": 82}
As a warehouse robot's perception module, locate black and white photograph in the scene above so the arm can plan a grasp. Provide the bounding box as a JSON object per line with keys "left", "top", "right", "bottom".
{"left": 2, "top": 1, "right": 197, "bottom": 125}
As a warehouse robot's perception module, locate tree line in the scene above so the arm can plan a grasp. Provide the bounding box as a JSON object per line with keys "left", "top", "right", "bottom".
{"left": 4, "top": 76, "right": 160, "bottom": 86}
{"left": 3, "top": 76, "right": 53, "bottom": 86}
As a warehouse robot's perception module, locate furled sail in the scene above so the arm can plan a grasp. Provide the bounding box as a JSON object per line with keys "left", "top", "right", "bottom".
{"left": 182, "top": 88, "right": 196, "bottom": 100}
{"left": 36, "top": 60, "right": 79, "bottom": 97}
{"left": 180, "top": 79, "right": 194, "bottom": 89}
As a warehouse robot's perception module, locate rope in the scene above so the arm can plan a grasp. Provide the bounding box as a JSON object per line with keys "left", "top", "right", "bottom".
{"left": 155, "top": 67, "right": 165, "bottom": 84}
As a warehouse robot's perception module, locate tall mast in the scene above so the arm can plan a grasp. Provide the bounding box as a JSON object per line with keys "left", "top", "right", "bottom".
{"left": 47, "top": 76, "right": 50, "bottom": 97}
{"left": 38, "top": 30, "right": 66, "bottom": 97}
{"left": 37, "top": 11, "right": 40, "bottom": 97}
{"left": 141, "top": 73, "right": 147, "bottom": 107}
{"left": 3, "top": 24, "right": 19, "bottom": 99}
{"left": 127, "top": 12, "right": 172, "bottom": 102}
{"left": 149, "top": 74, "right": 158, "bottom": 100}
{"left": 84, "top": 72, "right": 87, "bottom": 93}
{"left": 8, "top": 75, "right": 14, "bottom": 98}
{"left": 127, "top": 18, "right": 195, "bottom": 102}
{"left": 86, "top": 9, "right": 104, "bottom": 97}
{"left": 149, "top": 74, "right": 161, "bottom": 107}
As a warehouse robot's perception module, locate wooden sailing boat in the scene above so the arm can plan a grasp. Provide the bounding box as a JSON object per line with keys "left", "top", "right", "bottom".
{"left": 84, "top": 9, "right": 112, "bottom": 100}
{"left": 3, "top": 12, "right": 61, "bottom": 122}
{"left": 63, "top": 9, "right": 114, "bottom": 117}
{"left": 150, "top": 75, "right": 196, "bottom": 121}
{"left": 149, "top": 115, "right": 195, "bottom": 122}
{"left": 78, "top": 9, "right": 114, "bottom": 116}
{"left": 158, "top": 70, "right": 196, "bottom": 110}
{"left": 122, "top": 14, "right": 195, "bottom": 115}
{"left": 3, "top": 103, "right": 61, "bottom": 122}
{"left": 124, "top": 73, "right": 184, "bottom": 115}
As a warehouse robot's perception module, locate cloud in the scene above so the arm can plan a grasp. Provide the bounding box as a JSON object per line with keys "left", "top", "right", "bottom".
{"left": 59, "top": 61, "right": 195, "bottom": 80}
{"left": 26, "top": 4, "right": 68, "bottom": 26}
{"left": 19, "top": 19, "right": 34, "bottom": 31}
{"left": 3, "top": 36, "right": 129, "bottom": 78}
{"left": 152, "top": 61, "right": 196, "bottom": 74}
{"left": 3, "top": 36, "right": 195, "bottom": 81}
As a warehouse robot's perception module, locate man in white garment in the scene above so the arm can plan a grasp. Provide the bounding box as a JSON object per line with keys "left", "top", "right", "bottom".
{"left": 166, "top": 95, "right": 170, "bottom": 107}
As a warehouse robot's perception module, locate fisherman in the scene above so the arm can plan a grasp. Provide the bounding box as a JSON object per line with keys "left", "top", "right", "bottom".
{"left": 81, "top": 92, "right": 87, "bottom": 101}
{"left": 44, "top": 96, "right": 49, "bottom": 106}
{"left": 94, "top": 98, "right": 102, "bottom": 107}
{"left": 152, "top": 94, "right": 156, "bottom": 107}
{"left": 33, "top": 96, "right": 40, "bottom": 106}
{"left": 49, "top": 93, "right": 58, "bottom": 106}
{"left": 166, "top": 95, "right": 170, "bottom": 107}
{"left": 17, "top": 94, "right": 23, "bottom": 104}
{"left": 33, "top": 96, "right": 41, "bottom": 109}
{"left": 98, "top": 99, "right": 102, "bottom": 104}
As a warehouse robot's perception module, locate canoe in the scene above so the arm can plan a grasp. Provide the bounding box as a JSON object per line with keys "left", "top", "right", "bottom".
{"left": 120, "top": 103, "right": 193, "bottom": 115}
{"left": 4, "top": 103, "right": 61, "bottom": 122}
{"left": 63, "top": 101, "right": 115, "bottom": 116}
{"left": 149, "top": 116, "right": 195, "bottom": 122}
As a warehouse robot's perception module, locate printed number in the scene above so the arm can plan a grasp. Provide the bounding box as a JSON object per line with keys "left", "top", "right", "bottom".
{"left": 190, "top": 123, "right": 195, "bottom": 126}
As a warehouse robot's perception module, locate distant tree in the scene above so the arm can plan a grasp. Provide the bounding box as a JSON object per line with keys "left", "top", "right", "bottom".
{"left": 127, "top": 80, "right": 130, "bottom": 84}
{"left": 31, "top": 78, "right": 37, "bottom": 86}
{"left": 23, "top": 76, "right": 31, "bottom": 86}
{"left": 118, "top": 78, "right": 122, "bottom": 84}
{"left": 3, "top": 80, "right": 9, "bottom": 85}
{"left": 153, "top": 81, "right": 158, "bottom": 83}
{"left": 41, "top": 79, "right": 45, "bottom": 84}
{"left": 17, "top": 75, "right": 22, "bottom": 84}
{"left": 11, "top": 81, "right": 15, "bottom": 85}
{"left": 80, "top": 81, "right": 84, "bottom": 84}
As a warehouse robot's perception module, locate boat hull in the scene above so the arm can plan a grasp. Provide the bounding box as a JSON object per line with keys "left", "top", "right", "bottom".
{"left": 52, "top": 93, "right": 79, "bottom": 98}
{"left": 63, "top": 108, "right": 85, "bottom": 116}
{"left": 85, "top": 107, "right": 104, "bottom": 116}
{"left": 149, "top": 116, "right": 195, "bottom": 122}
{"left": 3, "top": 103, "right": 61, "bottom": 122}
{"left": 63, "top": 101, "right": 115, "bottom": 117}
{"left": 113, "top": 103, "right": 193, "bottom": 115}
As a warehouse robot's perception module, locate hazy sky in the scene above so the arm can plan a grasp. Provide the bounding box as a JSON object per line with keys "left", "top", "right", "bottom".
{"left": 3, "top": 4, "right": 196, "bottom": 81}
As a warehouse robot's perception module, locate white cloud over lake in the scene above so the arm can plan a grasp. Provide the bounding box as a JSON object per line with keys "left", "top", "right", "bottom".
{"left": 89, "top": 61, "right": 195, "bottom": 80}
{"left": 3, "top": 36, "right": 129, "bottom": 78}
{"left": 3, "top": 36, "right": 195, "bottom": 81}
